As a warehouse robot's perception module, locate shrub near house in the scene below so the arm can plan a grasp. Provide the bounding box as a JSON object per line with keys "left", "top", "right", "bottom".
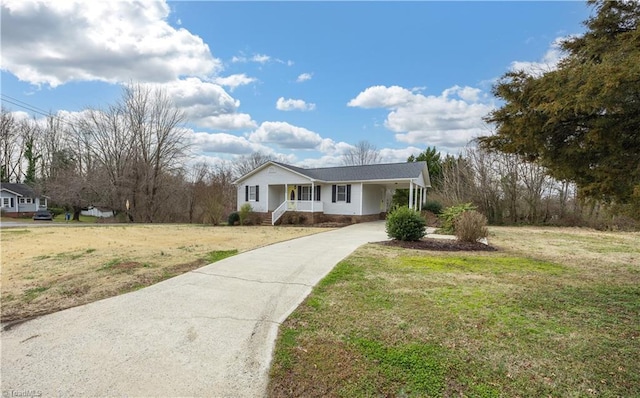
{"left": 385, "top": 206, "right": 426, "bottom": 241}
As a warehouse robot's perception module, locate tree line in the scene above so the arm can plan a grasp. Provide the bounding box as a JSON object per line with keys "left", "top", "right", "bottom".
{"left": 1, "top": 84, "right": 241, "bottom": 222}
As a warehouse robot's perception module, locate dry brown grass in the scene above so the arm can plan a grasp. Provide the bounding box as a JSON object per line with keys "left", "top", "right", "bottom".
{"left": 490, "top": 226, "right": 640, "bottom": 284}
{"left": 1, "top": 224, "right": 327, "bottom": 322}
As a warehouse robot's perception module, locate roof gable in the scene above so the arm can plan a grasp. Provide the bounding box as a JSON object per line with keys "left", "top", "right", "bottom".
{"left": 234, "top": 161, "right": 314, "bottom": 184}
{"left": 0, "top": 183, "right": 36, "bottom": 197}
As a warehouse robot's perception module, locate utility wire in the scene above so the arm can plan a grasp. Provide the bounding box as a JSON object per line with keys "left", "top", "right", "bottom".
{"left": 1, "top": 94, "right": 86, "bottom": 131}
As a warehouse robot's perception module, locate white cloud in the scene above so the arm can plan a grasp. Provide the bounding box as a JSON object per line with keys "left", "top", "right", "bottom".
{"left": 275, "top": 97, "right": 316, "bottom": 112}
{"left": 347, "top": 85, "right": 415, "bottom": 108}
{"left": 294, "top": 155, "right": 344, "bottom": 169}
{"left": 248, "top": 121, "right": 323, "bottom": 149}
{"left": 348, "top": 85, "right": 494, "bottom": 153}
{"left": 231, "top": 52, "right": 277, "bottom": 65}
{"left": 296, "top": 73, "right": 313, "bottom": 83}
{"left": 510, "top": 37, "right": 568, "bottom": 77}
{"left": 252, "top": 54, "right": 271, "bottom": 64}
{"left": 0, "top": 0, "right": 220, "bottom": 87}
{"left": 145, "top": 78, "right": 256, "bottom": 130}
{"left": 379, "top": 146, "right": 425, "bottom": 163}
{"left": 213, "top": 74, "right": 256, "bottom": 91}
{"left": 187, "top": 131, "right": 266, "bottom": 155}
{"left": 442, "top": 85, "right": 482, "bottom": 103}
{"left": 196, "top": 113, "right": 257, "bottom": 131}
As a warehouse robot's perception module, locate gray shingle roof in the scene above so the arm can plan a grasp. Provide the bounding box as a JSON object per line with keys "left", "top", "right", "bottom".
{"left": 272, "top": 161, "right": 427, "bottom": 182}
{"left": 0, "top": 183, "right": 37, "bottom": 197}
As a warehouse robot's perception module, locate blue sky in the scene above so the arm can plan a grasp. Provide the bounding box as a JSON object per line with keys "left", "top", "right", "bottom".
{"left": 1, "top": 1, "right": 592, "bottom": 167}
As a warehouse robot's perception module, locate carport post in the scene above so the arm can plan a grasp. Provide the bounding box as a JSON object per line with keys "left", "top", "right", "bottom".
{"left": 408, "top": 180, "right": 414, "bottom": 210}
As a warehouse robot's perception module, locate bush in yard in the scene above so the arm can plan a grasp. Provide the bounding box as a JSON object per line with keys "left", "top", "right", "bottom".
{"left": 454, "top": 210, "right": 489, "bottom": 243}
{"left": 423, "top": 200, "right": 443, "bottom": 215}
{"left": 386, "top": 206, "right": 426, "bottom": 241}
{"left": 227, "top": 212, "right": 240, "bottom": 226}
{"left": 238, "top": 203, "right": 252, "bottom": 225}
{"left": 438, "top": 203, "right": 476, "bottom": 234}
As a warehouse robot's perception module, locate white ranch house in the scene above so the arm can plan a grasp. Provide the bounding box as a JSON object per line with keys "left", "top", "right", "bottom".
{"left": 235, "top": 161, "right": 431, "bottom": 225}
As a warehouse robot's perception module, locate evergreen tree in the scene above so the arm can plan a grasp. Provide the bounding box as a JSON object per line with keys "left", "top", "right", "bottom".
{"left": 480, "top": 0, "right": 640, "bottom": 210}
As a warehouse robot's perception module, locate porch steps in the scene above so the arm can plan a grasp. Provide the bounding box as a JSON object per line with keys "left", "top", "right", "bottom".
{"left": 262, "top": 212, "right": 273, "bottom": 226}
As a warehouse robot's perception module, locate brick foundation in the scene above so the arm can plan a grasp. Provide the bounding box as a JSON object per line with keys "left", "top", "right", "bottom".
{"left": 273, "top": 211, "right": 385, "bottom": 226}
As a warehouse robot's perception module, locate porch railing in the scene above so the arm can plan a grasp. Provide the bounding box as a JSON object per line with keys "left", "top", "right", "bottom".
{"left": 272, "top": 201, "right": 288, "bottom": 225}
{"left": 271, "top": 200, "right": 323, "bottom": 225}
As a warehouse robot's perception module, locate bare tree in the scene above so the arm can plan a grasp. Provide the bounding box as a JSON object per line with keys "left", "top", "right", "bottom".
{"left": 122, "top": 83, "right": 188, "bottom": 222}
{"left": 342, "top": 140, "right": 381, "bottom": 166}
{"left": 233, "top": 151, "right": 281, "bottom": 178}
{"left": 0, "top": 108, "right": 20, "bottom": 182}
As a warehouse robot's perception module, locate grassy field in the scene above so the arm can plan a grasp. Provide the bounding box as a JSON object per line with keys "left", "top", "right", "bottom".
{"left": 0, "top": 224, "right": 326, "bottom": 323}
{"left": 269, "top": 227, "right": 640, "bottom": 397}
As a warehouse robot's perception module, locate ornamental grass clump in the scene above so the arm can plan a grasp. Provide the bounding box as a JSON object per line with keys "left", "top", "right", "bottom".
{"left": 386, "top": 206, "right": 426, "bottom": 241}
{"left": 438, "top": 203, "right": 477, "bottom": 234}
{"left": 454, "top": 210, "right": 489, "bottom": 243}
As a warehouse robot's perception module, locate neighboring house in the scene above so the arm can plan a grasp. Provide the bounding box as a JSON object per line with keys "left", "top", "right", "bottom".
{"left": 0, "top": 183, "right": 48, "bottom": 217}
{"left": 81, "top": 206, "right": 114, "bottom": 218}
{"left": 235, "top": 161, "right": 431, "bottom": 225}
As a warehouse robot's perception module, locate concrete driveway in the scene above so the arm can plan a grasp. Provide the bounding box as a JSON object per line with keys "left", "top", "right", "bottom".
{"left": 1, "top": 221, "right": 388, "bottom": 397}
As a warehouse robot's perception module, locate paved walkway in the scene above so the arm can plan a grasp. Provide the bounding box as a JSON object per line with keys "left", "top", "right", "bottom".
{"left": 1, "top": 222, "right": 388, "bottom": 397}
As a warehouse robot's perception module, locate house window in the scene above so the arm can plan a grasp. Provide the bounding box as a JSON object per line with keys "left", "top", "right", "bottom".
{"left": 299, "top": 186, "right": 312, "bottom": 201}
{"left": 245, "top": 185, "right": 259, "bottom": 202}
{"left": 19, "top": 198, "right": 25, "bottom": 204}
{"left": 332, "top": 184, "right": 351, "bottom": 203}
{"left": 2, "top": 198, "right": 9, "bottom": 207}
{"left": 336, "top": 185, "right": 346, "bottom": 202}
{"left": 19, "top": 198, "right": 32, "bottom": 204}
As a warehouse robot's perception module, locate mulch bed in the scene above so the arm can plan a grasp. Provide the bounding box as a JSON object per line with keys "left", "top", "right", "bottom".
{"left": 377, "top": 238, "right": 497, "bottom": 252}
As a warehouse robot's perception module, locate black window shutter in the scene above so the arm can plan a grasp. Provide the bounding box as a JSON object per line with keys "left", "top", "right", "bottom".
{"left": 332, "top": 185, "right": 336, "bottom": 203}
{"left": 255, "top": 185, "right": 259, "bottom": 202}
{"left": 297, "top": 185, "right": 301, "bottom": 200}
{"left": 315, "top": 186, "right": 321, "bottom": 201}
{"left": 346, "top": 184, "right": 351, "bottom": 203}
{"left": 245, "top": 185, "right": 249, "bottom": 201}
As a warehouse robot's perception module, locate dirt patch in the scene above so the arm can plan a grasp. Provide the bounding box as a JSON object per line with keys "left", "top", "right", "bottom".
{"left": 376, "top": 238, "right": 497, "bottom": 251}
{"left": 111, "top": 261, "right": 144, "bottom": 270}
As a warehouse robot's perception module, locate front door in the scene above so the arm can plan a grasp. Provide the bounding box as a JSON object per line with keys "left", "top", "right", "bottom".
{"left": 288, "top": 186, "right": 296, "bottom": 210}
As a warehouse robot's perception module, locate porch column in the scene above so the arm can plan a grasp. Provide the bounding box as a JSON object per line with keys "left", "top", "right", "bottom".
{"left": 360, "top": 183, "right": 364, "bottom": 215}
{"left": 408, "top": 180, "right": 414, "bottom": 210}
{"left": 311, "top": 181, "right": 314, "bottom": 213}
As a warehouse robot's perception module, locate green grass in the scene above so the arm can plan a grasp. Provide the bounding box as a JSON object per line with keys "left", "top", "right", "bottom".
{"left": 23, "top": 286, "right": 49, "bottom": 302}
{"left": 52, "top": 214, "right": 98, "bottom": 223}
{"left": 269, "top": 241, "right": 640, "bottom": 397}
{"left": 97, "top": 258, "right": 125, "bottom": 271}
{"left": 1, "top": 229, "right": 31, "bottom": 235}
{"left": 203, "top": 249, "right": 238, "bottom": 263}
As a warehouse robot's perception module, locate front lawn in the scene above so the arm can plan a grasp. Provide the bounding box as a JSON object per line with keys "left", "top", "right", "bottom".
{"left": 1, "top": 224, "right": 327, "bottom": 323}
{"left": 269, "top": 227, "right": 640, "bottom": 397}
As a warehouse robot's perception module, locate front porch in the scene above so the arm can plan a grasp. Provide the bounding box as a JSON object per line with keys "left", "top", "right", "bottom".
{"left": 271, "top": 200, "right": 323, "bottom": 225}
